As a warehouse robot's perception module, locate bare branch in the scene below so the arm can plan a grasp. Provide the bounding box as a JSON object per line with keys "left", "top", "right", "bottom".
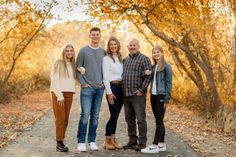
{"left": 134, "top": 5, "right": 210, "bottom": 74}
{"left": 146, "top": 0, "right": 166, "bottom": 16}
{"left": 129, "top": 16, "right": 154, "bottom": 46}
{"left": 0, "top": 24, "right": 18, "bottom": 45}
{"left": 4, "top": 0, "right": 55, "bottom": 83}
{"left": 0, "top": 10, "right": 33, "bottom": 28}
{"left": 172, "top": 48, "right": 198, "bottom": 85}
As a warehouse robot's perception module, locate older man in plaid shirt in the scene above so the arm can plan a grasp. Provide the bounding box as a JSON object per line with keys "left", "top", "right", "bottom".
{"left": 122, "top": 39, "right": 152, "bottom": 151}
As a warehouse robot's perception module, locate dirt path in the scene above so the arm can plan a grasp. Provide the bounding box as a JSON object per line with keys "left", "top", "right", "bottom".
{"left": 0, "top": 91, "right": 200, "bottom": 157}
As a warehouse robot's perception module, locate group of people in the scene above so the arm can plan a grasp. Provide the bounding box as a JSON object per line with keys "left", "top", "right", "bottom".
{"left": 50, "top": 27, "right": 172, "bottom": 154}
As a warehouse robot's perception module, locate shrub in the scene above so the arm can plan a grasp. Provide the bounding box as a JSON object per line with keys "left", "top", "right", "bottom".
{"left": 0, "top": 73, "right": 50, "bottom": 104}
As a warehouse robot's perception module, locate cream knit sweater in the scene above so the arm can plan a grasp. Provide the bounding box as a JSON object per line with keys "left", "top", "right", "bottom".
{"left": 50, "top": 61, "right": 76, "bottom": 100}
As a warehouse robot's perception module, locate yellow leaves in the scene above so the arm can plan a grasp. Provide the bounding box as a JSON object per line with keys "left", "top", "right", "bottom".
{"left": 22, "top": 1, "right": 32, "bottom": 12}
{"left": 14, "top": 0, "right": 22, "bottom": 6}
{"left": 103, "top": 7, "right": 111, "bottom": 13}
{"left": 15, "top": 13, "right": 21, "bottom": 21}
{"left": 0, "top": 0, "right": 55, "bottom": 82}
{"left": 92, "top": 11, "right": 99, "bottom": 17}
{"left": 139, "top": 0, "right": 151, "bottom": 6}
{"left": 111, "top": 26, "right": 116, "bottom": 32}
{"left": 108, "top": 13, "right": 113, "bottom": 19}
{"left": 28, "top": 17, "right": 33, "bottom": 23}
{"left": 97, "top": 0, "right": 104, "bottom": 7}
{"left": 35, "top": 10, "right": 44, "bottom": 19}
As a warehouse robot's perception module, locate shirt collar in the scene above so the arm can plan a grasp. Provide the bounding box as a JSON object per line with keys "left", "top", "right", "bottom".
{"left": 129, "top": 51, "right": 140, "bottom": 58}
{"left": 88, "top": 45, "right": 100, "bottom": 50}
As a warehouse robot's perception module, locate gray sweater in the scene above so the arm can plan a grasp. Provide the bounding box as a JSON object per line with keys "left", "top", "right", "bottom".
{"left": 76, "top": 45, "right": 105, "bottom": 88}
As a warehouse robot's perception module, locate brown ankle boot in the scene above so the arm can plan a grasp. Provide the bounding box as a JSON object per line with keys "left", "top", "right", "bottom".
{"left": 103, "top": 136, "right": 116, "bottom": 150}
{"left": 111, "top": 137, "right": 123, "bottom": 149}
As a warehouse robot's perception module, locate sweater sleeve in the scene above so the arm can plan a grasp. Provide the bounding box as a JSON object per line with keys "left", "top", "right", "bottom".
{"left": 102, "top": 57, "right": 112, "bottom": 94}
{"left": 76, "top": 49, "right": 86, "bottom": 85}
{"left": 51, "top": 61, "right": 64, "bottom": 101}
{"left": 139, "top": 56, "right": 152, "bottom": 93}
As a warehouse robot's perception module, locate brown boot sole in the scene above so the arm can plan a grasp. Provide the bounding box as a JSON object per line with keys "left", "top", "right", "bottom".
{"left": 103, "top": 145, "right": 116, "bottom": 150}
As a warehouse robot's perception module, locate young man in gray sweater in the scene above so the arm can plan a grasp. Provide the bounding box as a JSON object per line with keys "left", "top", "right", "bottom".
{"left": 76, "top": 27, "right": 105, "bottom": 152}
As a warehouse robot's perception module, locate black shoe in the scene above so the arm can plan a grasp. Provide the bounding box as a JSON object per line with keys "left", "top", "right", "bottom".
{"left": 123, "top": 142, "right": 137, "bottom": 149}
{"left": 56, "top": 141, "right": 69, "bottom": 152}
{"left": 135, "top": 144, "right": 146, "bottom": 151}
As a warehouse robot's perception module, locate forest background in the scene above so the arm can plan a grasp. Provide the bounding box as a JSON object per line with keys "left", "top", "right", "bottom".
{"left": 0, "top": 0, "right": 235, "bottom": 141}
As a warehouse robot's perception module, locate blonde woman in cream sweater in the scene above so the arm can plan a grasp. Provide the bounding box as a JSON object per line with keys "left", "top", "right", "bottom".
{"left": 50, "top": 44, "right": 76, "bottom": 152}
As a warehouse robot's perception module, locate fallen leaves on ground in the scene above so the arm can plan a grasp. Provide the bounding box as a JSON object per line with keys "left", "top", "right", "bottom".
{"left": 0, "top": 91, "right": 51, "bottom": 149}
{"left": 1, "top": 92, "right": 236, "bottom": 157}
{"left": 164, "top": 105, "right": 236, "bottom": 157}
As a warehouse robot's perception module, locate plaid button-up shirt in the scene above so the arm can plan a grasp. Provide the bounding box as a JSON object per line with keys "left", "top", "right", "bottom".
{"left": 122, "top": 52, "right": 152, "bottom": 97}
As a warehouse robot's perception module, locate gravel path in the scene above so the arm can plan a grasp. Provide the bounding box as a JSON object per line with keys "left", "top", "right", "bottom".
{"left": 0, "top": 91, "right": 201, "bottom": 157}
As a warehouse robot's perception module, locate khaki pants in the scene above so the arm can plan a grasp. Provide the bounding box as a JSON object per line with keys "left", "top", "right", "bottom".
{"left": 52, "top": 92, "right": 73, "bottom": 141}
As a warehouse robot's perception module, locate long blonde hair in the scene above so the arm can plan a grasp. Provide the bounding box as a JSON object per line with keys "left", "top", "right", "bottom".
{"left": 106, "top": 36, "right": 122, "bottom": 63}
{"left": 53, "top": 44, "right": 76, "bottom": 78}
{"left": 152, "top": 45, "right": 166, "bottom": 71}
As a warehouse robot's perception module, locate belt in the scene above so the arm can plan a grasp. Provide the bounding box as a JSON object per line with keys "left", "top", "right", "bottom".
{"left": 110, "top": 80, "right": 122, "bottom": 84}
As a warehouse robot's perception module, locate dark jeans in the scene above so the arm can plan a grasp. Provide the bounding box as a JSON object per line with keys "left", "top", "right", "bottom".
{"left": 105, "top": 83, "right": 123, "bottom": 136}
{"left": 124, "top": 95, "right": 147, "bottom": 145}
{"left": 151, "top": 94, "right": 166, "bottom": 144}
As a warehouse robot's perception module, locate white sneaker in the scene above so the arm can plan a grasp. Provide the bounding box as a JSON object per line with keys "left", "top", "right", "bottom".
{"left": 141, "top": 144, "right": 159, "bottom": 153}
{"left": 89, "top": 142, "right": 99, "bottom": 151}
{"left": 158, "top": 143, "right": 166, "bottom": 151}
{"left": 77, "top": 143, "right": 87, "bottom": 152}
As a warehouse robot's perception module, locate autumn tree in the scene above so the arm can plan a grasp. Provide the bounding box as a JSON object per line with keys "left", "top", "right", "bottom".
{"left": 228, "top": 0, "right": 236, "bottom": 85}
{"left": 86, "top": 0, "right": 235, "bottom": 118}
{"left": 0, "top": 0, "right": 58, "bottom": 83}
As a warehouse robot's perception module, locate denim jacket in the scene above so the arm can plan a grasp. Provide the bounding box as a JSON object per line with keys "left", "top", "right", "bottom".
{"left": 150, "top": 63, "right": 172, "bottom": 103}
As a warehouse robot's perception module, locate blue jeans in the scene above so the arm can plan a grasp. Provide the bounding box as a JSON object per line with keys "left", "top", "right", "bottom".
{"left": 77, "top": 87, "right": 104, "bottom": 143}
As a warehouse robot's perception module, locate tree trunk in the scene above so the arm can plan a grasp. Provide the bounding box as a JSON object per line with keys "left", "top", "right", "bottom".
{"left": 3, "top": 0, "right": 54, "bottom": 83}
{"left": 4, "top": 58, "right": 17, "bottom": 83}
{"left": 232, "top": 0, "right": 236, "bottom": 85}
{"left": 172, "top": 48, "right": 209, "bottom": 108}
{"left": 134, "top": 6, "right": 222, "bottom": 116}
{"left": 185, "top": 35, "right": 222, "bottom": 116}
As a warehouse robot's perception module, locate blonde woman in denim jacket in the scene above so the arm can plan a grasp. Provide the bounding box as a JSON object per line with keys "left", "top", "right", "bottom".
{"left": 141, "top": 45, "right": 172, "bottom": 154}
